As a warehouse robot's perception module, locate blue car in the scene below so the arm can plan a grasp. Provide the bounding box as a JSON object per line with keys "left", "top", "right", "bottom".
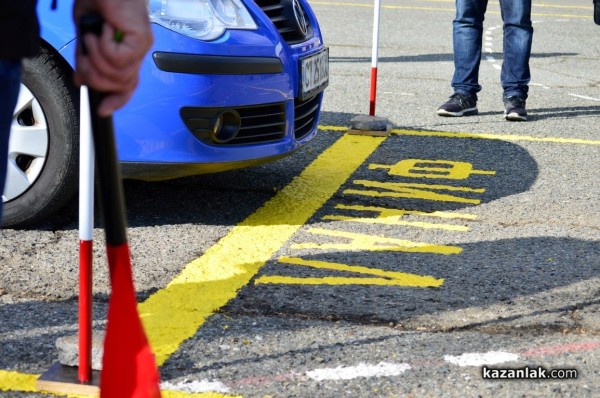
{"left": 4, "top": 0, "right": 328, "bottom": 227}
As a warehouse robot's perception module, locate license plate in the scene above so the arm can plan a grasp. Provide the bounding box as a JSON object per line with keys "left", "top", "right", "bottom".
{"left": 300, "top": 47, "right": 329, "bottom": 100}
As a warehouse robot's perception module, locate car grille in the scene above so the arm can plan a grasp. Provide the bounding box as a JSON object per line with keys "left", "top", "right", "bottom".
{"left": 294, "top": 94, "right": 320, "bottom": 139}
{"left": 253, "top": 0, "right": 314, "bottom": 44}
{"left": 182, "top": 94, "right": 320, "bottom": 145}
{"left": 181, "top": 103, "right": 286, "bottom": 145}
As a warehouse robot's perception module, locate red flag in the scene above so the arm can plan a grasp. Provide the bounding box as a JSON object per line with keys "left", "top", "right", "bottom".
{"left": 101, "top": 243, "right": 161, "bottom": 398}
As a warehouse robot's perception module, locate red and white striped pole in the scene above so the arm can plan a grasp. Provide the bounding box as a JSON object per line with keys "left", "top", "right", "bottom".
{"left": 369, "top": 0, "right": 382, "bottom": 116}
{"left": 78, "top": 85, "right": 94, "bottom": 382}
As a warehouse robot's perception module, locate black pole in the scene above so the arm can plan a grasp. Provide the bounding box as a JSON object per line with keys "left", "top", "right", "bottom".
{"left": 87, "top": 93, "right": 128, "bottom": 246}
{"left": 80, "top": 14, "right": 128, "bottom": 246}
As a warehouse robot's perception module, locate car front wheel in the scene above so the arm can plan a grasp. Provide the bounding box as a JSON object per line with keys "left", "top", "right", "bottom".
{"left": 2, "top": 46, "right": 79, "bottom": 228}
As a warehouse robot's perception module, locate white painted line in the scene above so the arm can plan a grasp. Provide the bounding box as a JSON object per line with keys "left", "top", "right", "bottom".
{"left": 161, "top": 379, "right": 231, "bottom": 393}
{"left": 381, "top": 91, "right": 414, "bottom": 96}
{"left": 530, "top": 83, "right": 550, "bottom": 90}
{"left": 306, "top": 362, "right": 411, "bottom": 381}
{"left": 569, "top": 93, "right": 600, "bottom": 102}
{"left": 444, "top": 351, "right": 520, "bottom": 367}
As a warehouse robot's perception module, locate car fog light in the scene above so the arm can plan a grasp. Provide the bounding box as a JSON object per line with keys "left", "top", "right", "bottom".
{"left": 211, "top": 110, "right": 241, "bottom": 143}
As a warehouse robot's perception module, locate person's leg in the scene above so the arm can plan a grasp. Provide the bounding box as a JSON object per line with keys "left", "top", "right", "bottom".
{"left": 0, "top": 59, "right": 23, "bottom": 225}
{"left": 451, "top": 0, "right": 489, "bottom": 98}
{"left": 438, "top": 0, "right": 487, "bottom": 117}
{"left": 499, "top": 0, "right": 533, "bottom": 99}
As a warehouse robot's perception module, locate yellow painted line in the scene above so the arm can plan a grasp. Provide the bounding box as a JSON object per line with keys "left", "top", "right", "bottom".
{"left": 0, "top": 369, "right": 238, "bottom": 397}
{"left": 0, "top": 370, "right": 37, "bottom": 393}
{"left": 413, "top": 0, "right": 593, "bottom": 10}
{"left": 323, "top": 214, "right": 470, "bottom": 231}
{"left": 138, "top": 134, "right": 384, "bottom": 366}
{"left": 255, "top": 256, "right": 444, "bottom": 287}
{"left": 319, "top": 125, "right": 600, "bottom": 146}
{"left": 320, "top": 125, "right": 350, "bottom": 132}
{"left": 256, "top": 275, "right": 442, "bottom": 287}
{"left": 534, "top": 4, "right": 592, "bottom": 11}
{"left": 353, "top": 180, "right": 485, "bottom": 193}
{"left": 310, "top": 2, "right": 591, "bottom": 19}
{"left": 323, "top": 204, "right": 472, "bottom": 230}
{"left": 346, "top": 180, "right": 484, "bottom": 205}
{"left": 313, "top": 1, "right": 454, "bottom": 12}
{"left": 334, "top": 204, "right": 478, "bottom": 220}
{"left": 344, "top": 187, "right": 481, "bottom": 203}
{"left": 292, "top": 227, "right": 462, "bottom": 254}
{"left": 390, "top": 128, "right": 600, "bottom": 145}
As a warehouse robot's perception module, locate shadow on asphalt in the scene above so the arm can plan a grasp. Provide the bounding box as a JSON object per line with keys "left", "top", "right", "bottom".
{"left": 528, "top": 105, "right": 600, "bottom": 120}
{"left": 229, "top": 236, "right": 600, "bottom": 323}
{"left": 2, "top": 112, "right": 599, "bottom": 376}
{"left": 217, "top": 126, "right": 592, "bottom": 323}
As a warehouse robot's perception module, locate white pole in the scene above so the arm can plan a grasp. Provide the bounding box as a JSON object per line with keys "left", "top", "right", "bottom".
{"left": 369, "top": 0, "right": 382, "bottom": 116}
{"left": 79, "top": 86, "right": 94, "bottom": 241}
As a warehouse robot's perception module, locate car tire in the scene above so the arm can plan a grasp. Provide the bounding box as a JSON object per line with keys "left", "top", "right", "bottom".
{"left": 2, "top": 45, "right": 79, "bottom": 228}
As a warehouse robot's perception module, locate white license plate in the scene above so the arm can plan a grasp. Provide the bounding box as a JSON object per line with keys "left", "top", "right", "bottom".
{"left": 300, "top": 48, "right": 329, "bottom": 100}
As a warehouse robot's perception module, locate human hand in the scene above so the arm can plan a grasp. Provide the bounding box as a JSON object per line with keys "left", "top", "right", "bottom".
{"left": 73, "top": 0, "right": 153, "bottom": 116}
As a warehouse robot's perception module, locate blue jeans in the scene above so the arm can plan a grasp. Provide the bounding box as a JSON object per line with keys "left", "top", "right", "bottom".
{"left": 451, "top": 0, "right": 533, "bottom": 100}
{"left": 0, "top": 60, "right": 23, "bottom": 225}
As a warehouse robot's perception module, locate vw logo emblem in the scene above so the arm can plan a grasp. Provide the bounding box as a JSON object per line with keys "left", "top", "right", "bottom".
{"left": 292, "top": 0, "right": 308, "bottom": 37}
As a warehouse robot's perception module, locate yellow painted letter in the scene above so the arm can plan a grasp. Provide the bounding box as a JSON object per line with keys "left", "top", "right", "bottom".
{"left": 370, "top": 159, "right": 496, "bottom": 180}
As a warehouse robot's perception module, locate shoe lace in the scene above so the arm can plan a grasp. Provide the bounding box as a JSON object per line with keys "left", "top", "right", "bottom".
{"left": 505, "top": 96, "right": 525, "bottom": 108}
{"left": 448, "top": 93, "right": 470, "bottom": 105}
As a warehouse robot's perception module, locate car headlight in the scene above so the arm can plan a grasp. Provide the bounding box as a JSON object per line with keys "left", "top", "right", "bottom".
{"left": 148, "top": 0, "right": 257, "bottom": 41}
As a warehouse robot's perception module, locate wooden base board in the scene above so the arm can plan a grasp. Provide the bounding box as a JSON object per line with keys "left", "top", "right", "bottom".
{"left": 346, "top": 128, "right": 390, "bottom": 137}
{"left": 36, "top": 362, "right": 100, "bottom": 396}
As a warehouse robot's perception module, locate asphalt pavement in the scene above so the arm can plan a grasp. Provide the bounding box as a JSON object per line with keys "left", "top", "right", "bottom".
{"left": 1, "top": 1, "right": 600, "bottom": 397}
